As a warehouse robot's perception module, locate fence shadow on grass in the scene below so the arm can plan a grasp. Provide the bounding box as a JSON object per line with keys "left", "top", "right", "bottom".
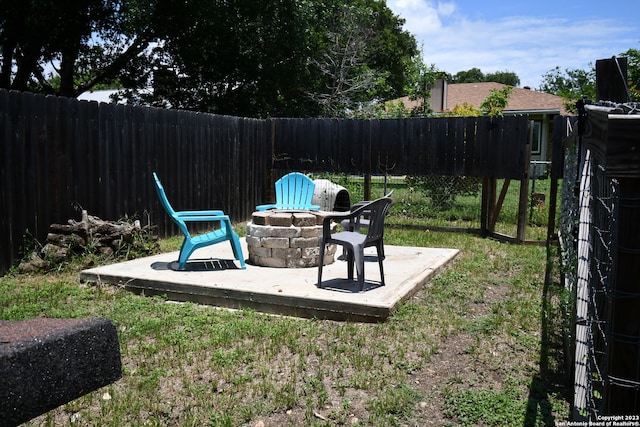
{"left": 523, "top": 241, "right": 573, "bottom": 426}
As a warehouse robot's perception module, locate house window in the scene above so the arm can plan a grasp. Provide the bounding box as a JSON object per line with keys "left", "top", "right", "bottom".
{"left": 531, "top": 121, "right": 542, "bottom": 154}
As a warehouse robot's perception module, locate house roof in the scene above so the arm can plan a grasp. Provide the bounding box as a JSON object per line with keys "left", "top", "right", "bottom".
{"left": 447, "top": 82, "right": 570, "bottom": 115}
{"left": 395, "top": 82, "right": 570, "bottom": 116}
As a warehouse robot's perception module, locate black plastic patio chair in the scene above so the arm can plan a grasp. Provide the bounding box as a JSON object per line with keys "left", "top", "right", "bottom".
{"left": 317, "top": 196, "right": 394, "bottom": 291}
{"left": 339, "top": 190, "right": 394, "bottom": 246}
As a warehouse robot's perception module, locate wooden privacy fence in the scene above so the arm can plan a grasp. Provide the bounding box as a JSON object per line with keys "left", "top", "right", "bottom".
{"left": 270, "top": 115, "right": 534, "bottom": 242}
{"left": 1, "top": 89, "right": 532, "bottom": 275}
{"left": 270, "top": 116, "right": 531, "bottom": 178}
{"left": 0, "top": 90, "right": 271, "bottom": 275}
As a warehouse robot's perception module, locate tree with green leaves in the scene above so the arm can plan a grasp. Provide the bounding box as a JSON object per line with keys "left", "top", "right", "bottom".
{"left": 450, "top": 67, "right": 520, "bottom": 86}
{"left": 451, "top": 67, "right": 485, "bottom": 83}
{"left": 620, "top": 48, "right": 640, "bottom": 101}
{"left": 538, "top": 46, "right": 640, "bottom": 107}
{"left": 0, "top": 0, "right": 155, "bottom": 97}
{"left": 132, "top": 0, "right": 313, "bottom": 117}
{"left": 538, "top": 65, "right": 596, "bottom": 113}
{"left": 1, "top": 0, "right": 418, "bottom": 118}
{"left": 485, "top": 70, "right": 520, "bottom": 87}
{"left": 480, "top": 86, "right": 513, "bottom": 116}
{"left": 401, "top": 59, "right": 449, "bottom": 116}
{"left": 305, "top": 2, "right": 415, "bottom": 117}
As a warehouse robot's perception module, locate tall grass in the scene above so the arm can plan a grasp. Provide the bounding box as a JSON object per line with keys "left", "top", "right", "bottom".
{"left": 0, "top": 219, "right": 571, "bottom": 426}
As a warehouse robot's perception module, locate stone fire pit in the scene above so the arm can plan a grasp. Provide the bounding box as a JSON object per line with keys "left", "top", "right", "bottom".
{"left": 246, "top": 210, "right": 337, "bottom": 268}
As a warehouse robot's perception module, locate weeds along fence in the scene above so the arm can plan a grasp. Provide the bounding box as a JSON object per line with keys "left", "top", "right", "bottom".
{"left": 1, "top": 89, "right": 535, "bottom": 275}
{"left": 558, "top": 103, "right": 640, "bottom": 419}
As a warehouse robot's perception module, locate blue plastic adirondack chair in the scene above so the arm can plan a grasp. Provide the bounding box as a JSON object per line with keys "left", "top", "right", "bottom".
{"left": 153, "top": 173, "right": 246, "bottom": 270}
{"left": 256, "top": 172, "right": 321, "bottom": 211}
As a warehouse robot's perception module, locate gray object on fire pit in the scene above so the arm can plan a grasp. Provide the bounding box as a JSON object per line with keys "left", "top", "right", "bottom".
{"left": 0, "top": 317, "right": 122, "bottom": 426}
{"left": 312, "top": 179, "right": 351, "bottom": 212}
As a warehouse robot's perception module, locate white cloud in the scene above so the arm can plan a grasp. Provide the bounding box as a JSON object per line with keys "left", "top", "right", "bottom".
{"left": 386, "top": 0, "right": 638, "bottom": 88}
{"left": 388, "top": 0, "right": 443, "bottom": 34}
{"left": 437, "top": 2, "right": 456, "bottom": 16}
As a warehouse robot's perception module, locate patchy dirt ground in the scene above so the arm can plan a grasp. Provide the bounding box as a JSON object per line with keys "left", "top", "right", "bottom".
{"left": 245, "top": 281, "right": 550, "bottom": 427}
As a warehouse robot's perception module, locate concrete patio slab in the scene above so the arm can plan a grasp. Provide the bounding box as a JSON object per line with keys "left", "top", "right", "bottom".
{"left": 80, "top": 242, "right": 458, "bottom": 322}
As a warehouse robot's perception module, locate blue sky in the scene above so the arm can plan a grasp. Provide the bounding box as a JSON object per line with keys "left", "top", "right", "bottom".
{"left": 385, "top": 0, "right": 640, "bottom": 88}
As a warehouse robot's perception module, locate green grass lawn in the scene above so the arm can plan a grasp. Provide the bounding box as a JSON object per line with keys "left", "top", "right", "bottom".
{"left": 0, "top": 219, "right": 572, "bottom": 426}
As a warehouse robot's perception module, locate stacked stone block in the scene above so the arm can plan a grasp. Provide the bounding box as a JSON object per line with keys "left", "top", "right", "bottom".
{"left": 246, "top": 211, "right": 336, "bottom": 268}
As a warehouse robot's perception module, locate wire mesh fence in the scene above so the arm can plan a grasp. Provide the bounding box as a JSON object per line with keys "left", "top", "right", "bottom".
{"left": 560, "top": 101, "right": 640, "bottom": 420}
{"left": 570, "top": 146, "right": 623, "bottom": 419}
